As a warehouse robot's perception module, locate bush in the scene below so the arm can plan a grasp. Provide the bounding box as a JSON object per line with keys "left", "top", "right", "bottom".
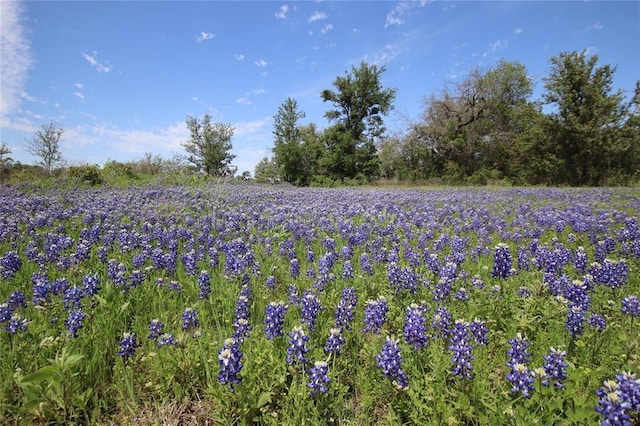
{"left": 66, "top": 165, "right": 104, "bottom": 185}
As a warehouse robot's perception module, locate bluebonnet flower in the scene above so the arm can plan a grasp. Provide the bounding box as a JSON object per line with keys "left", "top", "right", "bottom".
{"left": 541, "top": 347, "right": 568, "bottom": 390}
{"left": 589, "top": 259, "right": 629, "bottom": 289}
{"left": 507, "top": 363, "right": 535, "bottom": 398}
{"left": 471, "top": 275, "right": 485, "bottom": 290}
{"left": 148, "top": 319, "right": 164, "bottom": 340}
{"left": 198, "top": 270, "right": 211, "bottom": 300}
{"left": 264, "top": 301, "right": 288, "bottom": 339}
{"left": 0, "top": 303, "right": 13, "bottom": 323}
{"left": 286, "top": 325, "right": 309, "bottom": 365}
{"left": 469, "top": 318, "right": 489, "bottom": 346}
{"left": 517, "top": 287, "right": 531, "bottom": 298}
{"left": 117, "top": 332, "right": 140, "bottom": 364}
{"left": 265, "top": 275, "right": 276, "bottom": 290}
{"left": 360, "top": 253, "right": 374, "bottom": 275}
{"left": 516, "top": 247, "right": 531, "bottom": 272}
{"left": 403, "top": 303, "right": 428, "bottom": 351}
{"left": 232, "top": 318, "right": 251, "bottom": 342}
{"left": 300, "top": 291, "right": 323, "bottom": 332}
{"left": 308, "top": 361, "right": 331, "bottom": 396}
{"left": 574, "top": 246, "right": 588, "bottom": 274}
{"left": 287, "top": 285, "right": 300, "bottom": 305}
{"left": 218, "top": 338, "right": 243, "bottom": 391}
{"left": 290, "top": 258, "right": 300, "bottom": 279}
{"left": 426, "top": 253, "right": 440, "bottom": 275}
{"left": 82, "top": 273, "right": 100, "bottom": 297}
{"left": 306, "top": 267, "right": 316, "bottom": 278}
{"left": 324, "top": 327, "right": 345, "bottom": 355}
{"left": 5, "top": 314, "right": 28, "bottom": 334}
{"left": 506, "top": 333, "right": 531, "bottom": 367}
{"left": 332, "top": 288, "right": 357, "bottom": 332}
{"left": 234, "top": 295, "right": 250, "bottom": 321}
{"left": 492, "top": 243, "right": 513, "bottom": 279}
{"left": 363, "top": 296, "right": 388, "bottom": 334}
{"left": 621, "top": 295, "right": 640, "bottom": 318}
{"left": 454, "top": 288, "right": 469, "bottom": 301}
{"left": 167, "top": 280, "right": 182, "bottom": 292}
{"left": 448, "top": 320, "right": 474, "bottom": 379}
{"left": 65, "top": 309, "right": 86, "bottom": 338}
{"left": 565, "top": 306, "right": 585, "bottom": 339}
{"left": 564, "top": 280, "right": 591, "bottom": 311}
{"left": 342, "top": 260, "right": 354, "bottom": 279}
{"left": 0, "top": 250, "right": 22, "bottom": 279}
{"left": 63, "top": 286, "right": 84, "bottom": 310}
{"left": 7, "top": 291, "right": 26, "bottom": 309}
{"left": 157, "top": 333, "right": 177, "bottom": 347}
{"left": 376, "top": 336, "right": 409, "bottom": 389}
{"left": 182, "top": 307, "right": 199, "bottom": 331}
{"left": 431, "top": 306, "right": 452, "bottom": 339}
{"left": 595, "top": 376, "right": 639, "bottom": 426}
{"left": 588, "top": 313, "right": 607, "bottom": 332}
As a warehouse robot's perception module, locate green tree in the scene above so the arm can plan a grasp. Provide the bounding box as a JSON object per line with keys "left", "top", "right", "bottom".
{"left": 272, "top": 97, "right": 306, "bottom": 184}
{"left": 254, "top": 157, "right": 280, "bottom": 183}
{"left": 0, "top": 142, "right": 12, "bottom": 183}
{"left": 183, "top": 114, "right": 236, "bottom": 177}
{"left": 543, "top": 50, "right": 630, "bottom": 185}
{"left": 321, "top": 61, "right": 396, "bottom": 181}
{"left": 26, "top": 121, "right": 64, "bottom": 175}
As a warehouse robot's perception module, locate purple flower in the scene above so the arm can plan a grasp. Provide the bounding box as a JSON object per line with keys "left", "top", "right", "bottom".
{"left": 363, "top": 296, "right": 388, "bottom": 334}
{"left": 65, "top": 309, "right": 87, "bottom": 338}
{"left": 7, "top": 291, "right": 26, "bottom": 309}
{"left": 290, "top": 258, "right": 300, "bottom": 279}
{"left": 621, "top": 295, "right": 640, "bottom": 318}
{"left": 157, "top": 333, "right": 177, "bottom": 347}
{"left": 507, "top": 363, "right": 535, "bottom": 398}
{"left": 431, "top": 306, "right": 452, "bottom": 339}
{"left": 182, "top": 307, "right": 199, "bottom": 331}
{"left": 117, "top": 332, "right": 140, "bottom": 364}
{"left": 232, "top": 318, "right": 251, "bottom": 342}
{"left": 148, "top": 319, "right": 164, "bottom": 340}
{"left": 264, "top": 301, "right": 288, "bottom": 339}
{"left": 0, "top": 250, "right": 22, "bottom": 279}
{"left": 342, "top": 260, "right": 354, "bottom": 279}
{"left": 218, "top": 338, "right": 243, "bottom": 391}
{"left": 517, "top": 287, "right": 531, "bottom": 298}
{"left": 265, "top": 275, "right": 276, "bottom": 290}
{"left": 589, "top": 259, "right": 629, "bottom": 289}
{"left": 324, "top": 327, "right": 345, "bottom": 355}
{"left": 198, "top": 270, "right": 211, "bottom": 300}
{"left": 307, "top": 360, "right": 331, "bottom": 396}
{"left": 541, "top": 347, "right": 568, "bottom": 390}
{"left": 565, "top": 306, "right": 585, "bottom": 339}
{"left": 448, "top": 320, "right": 474, "bottom": 379}
{"left": 286, "top": 325, "right": 309, "bottom": 365}
{"left": 469, "top": 318, "right": 489, "bottom": 346}
{"left": 82, "top": 273, "right": 101, "bottom": 297}
{"left": 492, "top": 243, "right": 513, "bottom": 280}
{"left": 506, "top": 333, "right": 531, "bottom": 367}
{"left": 595, "top": 374, "right": 640, "bottom": 426}
{"left": 376, "top": 336, "right": 409, "bottom": 389}
{"left": 300, "top": 291, "right": 323, "bottom": 332}
{"left": 403, "top": 304, "right": 428, "bottom": 351}
{"left": 334, "top": 287, "right": 357, "bottom": 331}
{"left": 588, "top": 313, "right": 607, "bottom": 332}
{"left": 5, "top": 314, "right": 28, "bottom": 334}
{"left": 360, "top": 253, "right": 374, "bottom": 275}
{"left": 0, "top": 303, "right": 13, "bottom": 323}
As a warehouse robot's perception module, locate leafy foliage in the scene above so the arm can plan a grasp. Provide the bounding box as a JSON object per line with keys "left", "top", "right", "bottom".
{"left": 25, "top": 121, "right": 64, "bottom": 175}
{"left": 183, "top": 114, "right": 236, "bottom": 177}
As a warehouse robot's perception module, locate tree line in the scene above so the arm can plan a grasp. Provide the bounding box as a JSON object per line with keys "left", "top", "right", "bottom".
{"left": 2, "top": 49, "right": 638, "bottom": 187}
{"left": 255, "top": 50, "right": 638, "bottom": 186}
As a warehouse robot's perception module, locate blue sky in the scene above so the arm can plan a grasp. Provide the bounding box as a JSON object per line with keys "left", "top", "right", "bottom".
{"left": 1, "top": 1, "right": 638, "bottom": 175}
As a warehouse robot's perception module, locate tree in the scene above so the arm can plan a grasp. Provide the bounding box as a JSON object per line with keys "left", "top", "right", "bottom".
{"left": 543, "top": 50, "right": 630, "bottom": 185}
{"left": 0, "top": 142, "right": 12, "bottom": 183}
{"left": 272, "top": 97, "right": 306, "bottom": 184}
{"left": 321, "top": 61, "right": 396, "bottom": 180}
{"left": 26, "top": 121, "right": 64, "bottom": 175}
{"left": 254, "top": 157, "right": 280, "bottom": 183}
{"left": 183, "top": 114, "right": 236, "bottom": 177}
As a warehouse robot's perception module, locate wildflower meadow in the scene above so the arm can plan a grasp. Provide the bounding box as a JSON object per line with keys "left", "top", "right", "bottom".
{"left": 0, "top": 183, "right": 639, "bottom": 424}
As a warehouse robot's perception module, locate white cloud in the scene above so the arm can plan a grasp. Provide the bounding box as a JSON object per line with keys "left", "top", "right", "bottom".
{"left": 587, "top": 22, "right": 604, "bottom": 31}
{"left": 320, "top": 23, "right": 333, "bottom": 35}
{"left": 196, "top": 31, "right": 215, "bottom": 43}
{"left": 254, "top": 59, "right": 268, "bottom": 67}
{"left": 252, "top": 88, "right": 266, "bottom": 95}
{"left": 236, "top": 97, "right": 252, "bottom": 105}
{"left": 365, "top": 42, "right": 402, "bottom": 66}
{"left": 308, "top": 11, "right": 328, "bottom": 23}
{"left": 88, "top": 122, "right": 189, "bottom": 155}
{"left": 275, "top": 4, "right": 288, "bottom": 19}
{"left": 235, "top": 53, "right": 245, "bottom": 61}
{"left": 74, "top": 83, "right": 84, "bottom": 89}
{"left": 585, "top": 46, "right": 599, "bottom": 56}
{"left": 74, "top": 92, "right": 85, "bottom": 101}
{"left": 81, "top": 52, "right": 112, "bottom": 73}
{"left": 514, "top": 28, "right": 523, "bottom": 34}
{"left": 0, "top": 0, "right": 34, "bottom": 117}
{"left": 490, "top": 40, "right": 508, "bottom": 53}
{"left": 385, "top": 1, "right": 430, "bottom": 29}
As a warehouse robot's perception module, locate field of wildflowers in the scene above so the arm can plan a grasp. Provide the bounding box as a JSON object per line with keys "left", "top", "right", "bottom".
{"left": 0, "top": 183, "right": 639, "bottom": 425}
